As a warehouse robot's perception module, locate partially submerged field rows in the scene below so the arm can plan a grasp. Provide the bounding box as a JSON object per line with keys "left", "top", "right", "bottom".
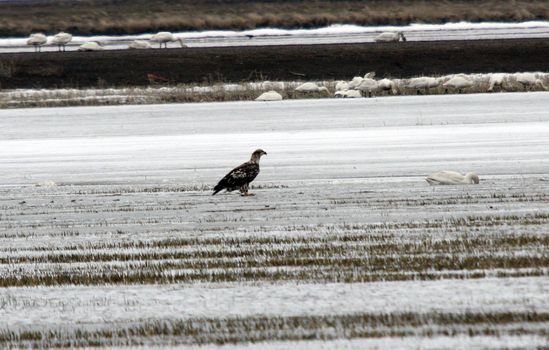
{"left": 0, "top": 95, "right": 548, "bottom": 348}
{"left": 0, "top": 179, "right": 548, "bottom": 287}
{"left": 2, "top": 278, "right": 548, "bottom": 348}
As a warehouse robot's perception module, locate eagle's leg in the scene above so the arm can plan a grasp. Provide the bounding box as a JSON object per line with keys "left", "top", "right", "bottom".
{"left": 240, "top": 184, "right": 255, "bottom": 196}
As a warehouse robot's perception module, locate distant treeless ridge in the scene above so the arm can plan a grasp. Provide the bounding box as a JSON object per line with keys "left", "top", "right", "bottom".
{"left": 0, "top": 0, "right": 547, "bottom": 36}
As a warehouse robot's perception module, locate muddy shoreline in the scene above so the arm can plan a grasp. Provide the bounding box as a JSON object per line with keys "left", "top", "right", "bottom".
{"left": 1, "top": 39, "right": 548, "bottom": 89}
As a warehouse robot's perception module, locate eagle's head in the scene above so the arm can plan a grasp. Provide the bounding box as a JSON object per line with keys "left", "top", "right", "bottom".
{"left": 251, "top": 149, "right": 267, "bottom": 163}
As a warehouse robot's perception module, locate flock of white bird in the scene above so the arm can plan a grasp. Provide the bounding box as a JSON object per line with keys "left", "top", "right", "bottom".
{"left": 26, "top": 31, "right": 186, "bottom": 52}
{"left": 25, "top": 30, "right": 548, "bottom": 99}
{"left": 256, "top": 72, "right": 547, "bottom": 101}
{"left": 256, "top": 71, "right": 548, "bottom": 101}
{"left": 26, "top": 30, "right": 406, "bottom": 52}
{"left": 27, "top": 32, "right": 71, "bottom": 52}
{"left": 20, "top": 30, "right": 541, "bottom": 188}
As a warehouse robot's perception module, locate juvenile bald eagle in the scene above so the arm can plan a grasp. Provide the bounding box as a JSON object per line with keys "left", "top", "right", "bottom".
{"left": 212, "top": 149, "right": 267, "bottom": 196}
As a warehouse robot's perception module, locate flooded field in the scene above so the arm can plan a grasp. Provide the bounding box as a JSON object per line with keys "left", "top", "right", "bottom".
{"left": 0, "top": 93, "right": 548, "bottom": 348}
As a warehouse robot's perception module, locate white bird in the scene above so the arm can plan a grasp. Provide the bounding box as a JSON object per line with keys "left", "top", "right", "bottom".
{"left": 78, "top": 41, "right": 104, "bottom": 51}
{"left": 515, "top": 72, "right": 548, "bottom": 91}
{"left": 348, "top": 76, "right": 364, "bottom": 89}
{"left": 375, "top": 31, "right": 406, "bottom": 43}
{"left": 335, "top": 89, "right": 361, "bottom": 98}
{"left": 406, "top": 77, "right": 442, "bottom": 94}
{"left": 539, "top": 80, "right": 549, "bottom": 90}
{"left": 377, "top": 78, "right": 398, "bottom": 95}
{"left": 335, "top": 81, "right": 350, "bottom": 91}
{"left": 344, "top": 90, "right": 362, "bottom": 98}
{"left": 150, "top": 32, "right": 186, "bottom": 49}
{"left": 51, "top": 32, "right": 72, "bottom": 51}
{"left": 426, "top": 171, "right": 480, "bottom": 185}
{"left": 128, "top": 40, "right": 152, "bottom": 49}
{"left": 355, "top": 78, "right": 378, "bottom": 97}
{"left": 515, "top": 72, "right": 536, "bottom": 86}
{"left": 260, "top": 81, "right": 285, "bottom": 90}
{"left": 295, "top": 82, "right": 329, "bottom": 93}
{"left": 27, "top": 33, "right": 47, "bottom": 52}
{"left": 443, "top": 76, "right": 474, "bottom": 93}
{"left": 487, "top": 73, "right": 508, "bottom": 92}
{"left": 255, "top": 90, "right": 283, "bottom": 101}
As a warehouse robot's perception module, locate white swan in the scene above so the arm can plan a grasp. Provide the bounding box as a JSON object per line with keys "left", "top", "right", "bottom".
{"left": 538, "top": 80, "right": 549, "bottom": 91}
{"left": 150, "top": 32, "right": 186, "bottom": 49}
{"left": 335, "top": 81, "right": 350, "bottom": 91}
{"left": 347, "top": 73, "right": 375, "bottom": 90}
{"left": 348, "top": 76, "right": 364, "bottom": 89}
{"left": 355, "top": 78, "right": 378, "bottom": 97}
{"left": 51, "top": 32, "right": 72, "bottom": 51}
{"left": 377, "top": 78, "right": 397, "bottom": 95}
{"left": 335, "top": 89, "right": 361, "bottom": 98}
{"left": 78, "top": 41, "right": 104, "bottom": 51}
{"left": 344, "top": 90, "right": 362, "bottom": 98}
{"left": 406, "top": 77, "right": 442, "bottom": 94}
{"left": 443, "top": 76, "right": 474, "bottom": 93}
{"left": 128, "top": 40, "right": 152, "bottom": 49}
{"left": 295, "top": 82, "right": 329, "bottom": 93}
{"left": 515, "top": 72, "right": 548, "bottom": 91}
{"left": 27, "top": 33, "right": 47, "bottom": 52}
{"left": 255, "top": 90, "right": 283, "bottom": 101}
{"left": 487, "top": 73, "right": 508, "bottom": 92}
{"left": 375, "top": 32, "right": 406, "bottom": 43}
{"left": 426, "top": 171, "right": 480, "bottom": 185}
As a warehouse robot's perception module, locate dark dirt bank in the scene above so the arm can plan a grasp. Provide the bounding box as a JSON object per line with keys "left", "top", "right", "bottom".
{"left": 1, "top": 39, "right": 548, "bottom": 90}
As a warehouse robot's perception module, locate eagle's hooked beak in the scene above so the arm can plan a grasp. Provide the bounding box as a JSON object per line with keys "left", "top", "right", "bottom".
{"left": 263, "top": 151, "right": 268, "bottom": 156}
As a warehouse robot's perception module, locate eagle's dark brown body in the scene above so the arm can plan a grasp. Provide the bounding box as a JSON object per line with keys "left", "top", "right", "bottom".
{"left": 212, "top": 149, "right": 267, "bottom": 196}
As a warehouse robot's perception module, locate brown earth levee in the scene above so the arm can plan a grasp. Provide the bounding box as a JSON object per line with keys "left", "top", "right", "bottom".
{"left": 1, "top": 39, "right": 548, "bottom": 90}
{"left": 1, "top": 0, "right": 547, "bottom": 37}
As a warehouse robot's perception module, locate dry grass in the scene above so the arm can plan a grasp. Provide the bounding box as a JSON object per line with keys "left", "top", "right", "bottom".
{"left": 2, "top": 211, "right": 547, "bottom": 286}
{"left": 0, "top": 0, "right": 547, "bottom": 36}
{"left": 1, "top": 311, "right": 547, "bottom": 348}
{"left": 2, "top": 188, "right": 540, "bottom": 261}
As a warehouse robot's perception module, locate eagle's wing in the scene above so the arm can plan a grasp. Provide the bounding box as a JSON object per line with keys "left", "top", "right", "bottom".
{"left": 213, "top": 161, "right": 260, "bottom": 195}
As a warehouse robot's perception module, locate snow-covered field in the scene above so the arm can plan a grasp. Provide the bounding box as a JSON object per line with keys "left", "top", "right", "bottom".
{"left": 1, "top": 21, "right": 548, "bottom": 52}
{"left": 0, "top": 93, "right": 548, "bottom": 348}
